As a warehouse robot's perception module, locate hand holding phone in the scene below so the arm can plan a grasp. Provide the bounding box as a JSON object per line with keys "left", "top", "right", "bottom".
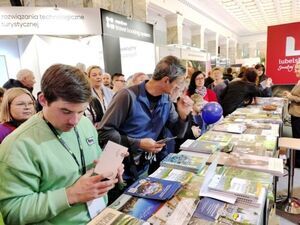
{"left": 156, "top": 136, "right": 177, "bottom": 144}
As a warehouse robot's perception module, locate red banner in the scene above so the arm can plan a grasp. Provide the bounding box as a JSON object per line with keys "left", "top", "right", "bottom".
{"left": 266, "top": 22, "right": 300, "bottom": 84}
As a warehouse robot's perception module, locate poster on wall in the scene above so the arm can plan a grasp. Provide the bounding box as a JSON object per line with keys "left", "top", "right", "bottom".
{"left": 266, "top": 22, "right": 300, "bottom": 84}
{"left": 101, "top": 9, "right": 154, "bottom": 76}
{"left": 181, "top": 49, "right": 208, "bottom": 78}
{"left": 0, "top": 7, "right": 101, "bottom": 35}
{"left": 120, "top": 37, "right": 155, "bottom": 78}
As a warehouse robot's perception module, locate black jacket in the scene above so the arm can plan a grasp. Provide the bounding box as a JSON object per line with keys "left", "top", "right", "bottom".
{"left": 221, "top": 80, "right": 271, "bottom": 116}
{"left": 3, "top": 79, "right": 33, "bottom": 93}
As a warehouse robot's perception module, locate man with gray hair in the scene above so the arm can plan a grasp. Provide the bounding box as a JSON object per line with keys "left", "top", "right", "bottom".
{"left": 99, "top": 55, "right": 193, "bottom": 192}
{"left": 3, "top": 69, "right": 36, "bottom": 93}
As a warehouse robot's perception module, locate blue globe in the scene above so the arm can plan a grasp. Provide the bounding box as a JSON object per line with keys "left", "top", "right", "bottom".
{"left": 201, "top": 102, "right": 223, "bottom": 125}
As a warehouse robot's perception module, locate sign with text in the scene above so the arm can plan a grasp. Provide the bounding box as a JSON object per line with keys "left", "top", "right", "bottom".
{"left": 0, "top": 7, "right": 101, "bottom": 35}
{"left": 266, "top": 22, "right": 300, "bottom": 84}
{"left": 181, "top": 49, "right": 208, "bottom": 61}
{"left": 101, "top": 9, "right": 153, "bottom": 43}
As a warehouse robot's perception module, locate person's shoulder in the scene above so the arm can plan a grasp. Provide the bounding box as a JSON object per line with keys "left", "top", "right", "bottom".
{"left": 3, "top": 114, "right": 44, "bottom": 143}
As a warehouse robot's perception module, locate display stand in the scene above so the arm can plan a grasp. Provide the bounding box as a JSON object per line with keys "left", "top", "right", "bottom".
{"left": 277, "top": 137, "right": 300, "bottom": 214}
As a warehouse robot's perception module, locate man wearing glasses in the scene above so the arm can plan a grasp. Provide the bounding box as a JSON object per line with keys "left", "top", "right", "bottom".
{"left": 111, "top": 73, "right": 126, "bottom": 94}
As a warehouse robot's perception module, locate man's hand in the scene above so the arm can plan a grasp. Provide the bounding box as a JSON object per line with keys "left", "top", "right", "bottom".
{"left": 139, "top": 138, "right": 165, "bottom": 153}
{"left": 177, "top": 95, "right": 194, "bottom": 120}
{"left": 66, "top": 170, "right": 118, "bottom": 205}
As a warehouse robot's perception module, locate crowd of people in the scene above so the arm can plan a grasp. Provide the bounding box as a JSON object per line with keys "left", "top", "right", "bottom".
{"left": 0, "top": 57, "right": 299, "bottom": 225}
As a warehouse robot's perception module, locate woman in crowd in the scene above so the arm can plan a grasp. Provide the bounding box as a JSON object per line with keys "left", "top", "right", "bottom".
{"left": 221, "top": 68, "right": 272, "bottom": 116}
{"left": 0, "top": 88, "right": 35, "bottom": 143}
{"left": 283, "top": 62, "right": 300, "bottom": 166}
{"left": 208, "top": 67, "right": 229, "bottom": 102}
{"left": 187, "top": 71, "right": 217, "bottom": 102}
{"left": 85, "top": 65, "right": 114, "bottom": 129}
{"left": 255, "top": 63, "right": 273, "bottom": 97}
{"left": 0, "top": 87, "right": 5, "bottom": 106}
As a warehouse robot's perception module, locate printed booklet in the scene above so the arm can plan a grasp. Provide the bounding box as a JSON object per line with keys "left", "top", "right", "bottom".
{"left": 125, "top": 177, "right": 182, "bottom": 201}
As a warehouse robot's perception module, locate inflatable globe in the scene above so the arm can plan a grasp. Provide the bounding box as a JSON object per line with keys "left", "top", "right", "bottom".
{"left": 201, "top": 102, "right": 223, "bottom": 125}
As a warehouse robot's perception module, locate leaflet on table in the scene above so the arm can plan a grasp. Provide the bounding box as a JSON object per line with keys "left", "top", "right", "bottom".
{"left": 179, "top": 139, "right": 221, "bottom": 154}
{"left": 161, "top": 153, "right": 207, "bottom": 173}
{"left": 208, "top": 174, "right": 264, "bottom": 200}
{"left": 125, "top": 177, "right": 182, "bottom": 201}
{"left": 207, "top": 152, "right": 284, "bottom": 176}
{"left": 149, "top": 166, "right": 194, "bottom": 184}
{"left": 199, "top": 152, "right": 237, "bottom": 204}
{"left": 147, "top": 196, "right": 198, "bottom": 225}
{"left": 109, "top": 194, "right": 163, "bottom": 221}
{"left": 212, "top": 122, "right": 247, "bottom": 134}
{"left": 87, "top": 207, "right": 149, "bottom": 225}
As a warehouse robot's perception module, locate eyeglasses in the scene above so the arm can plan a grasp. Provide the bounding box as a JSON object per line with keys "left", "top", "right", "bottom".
{"left": 195, "top": 77, "right": 205, "bottom": 81}
{"left": 11, "top": 102, "right": 35, "bottom": 108}
{"left": 115, "top": 79, "right": 125, "bottom": 82}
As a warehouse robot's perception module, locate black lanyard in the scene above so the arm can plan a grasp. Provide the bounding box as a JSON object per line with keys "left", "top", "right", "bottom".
{"left": 46, "top": 121, "right": 86, "bottom": 175}
{"left": 93, "top": 88, "right": 106, "bottom": 111}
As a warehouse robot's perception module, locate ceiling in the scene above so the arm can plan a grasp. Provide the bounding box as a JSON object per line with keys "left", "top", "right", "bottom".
{"left": 149, "top": 0, "right": 300, "bottom": 36}
{"left": 208, "top": 0, "right": 300, "bottom": 35}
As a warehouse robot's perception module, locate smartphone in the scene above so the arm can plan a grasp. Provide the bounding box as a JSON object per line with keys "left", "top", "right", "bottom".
{"left": 94, "top": 141, "right": 128, "bottom": 180}
{"left": 156, "top": 136, "right": 177, "bottom": 144}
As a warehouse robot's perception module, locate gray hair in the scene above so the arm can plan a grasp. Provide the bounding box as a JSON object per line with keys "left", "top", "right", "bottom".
{"left": 152, "top": 55, "right": 186, "bottom": 82}
{"left": 16, "top": 69, "right": 34, "bottom": 81}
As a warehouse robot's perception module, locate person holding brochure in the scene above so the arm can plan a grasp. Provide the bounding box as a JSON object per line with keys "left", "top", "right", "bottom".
{"left": 283, "top": 62, "right": 300, "bottom": 166}
{"left": 0, "top": 64, "right": 123, "bottom": 225}
{"left": 99, "top": 55, "right": 193, "bottom": 190}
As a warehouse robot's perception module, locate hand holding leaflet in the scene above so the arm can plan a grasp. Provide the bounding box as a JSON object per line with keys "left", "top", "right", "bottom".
{"left": 94, "top": 141, "right": 128, "bottom": 180}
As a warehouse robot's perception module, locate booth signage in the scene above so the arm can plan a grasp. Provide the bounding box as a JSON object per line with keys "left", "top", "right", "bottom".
{"left": 101, "top": 9, "right": 153, "bottom": 43}
{"left": 0, "top": 7, "right": 101, "bottom": 35}
{"left": 181, "top": 49, "right": 207, "bottom": 61}
{"left": 266, "top": 22, "right": 300, "bottom": 84}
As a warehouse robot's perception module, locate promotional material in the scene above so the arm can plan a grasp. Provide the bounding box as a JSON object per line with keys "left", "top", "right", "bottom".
{"left": 125, "top": 177, "right": 182, "bottom": 201}
{"left": 266, "top": 22, "right": 300, "bottom": 84}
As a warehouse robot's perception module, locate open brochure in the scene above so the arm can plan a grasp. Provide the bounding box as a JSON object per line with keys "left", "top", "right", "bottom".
{"left": 87, "top": 207, "right": 150, "bottom": 225}
{"left": 207, "top": 152, "right": 284, "bottom": 176}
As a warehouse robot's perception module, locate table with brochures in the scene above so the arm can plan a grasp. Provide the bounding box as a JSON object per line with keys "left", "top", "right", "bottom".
{"left": 89, "top": 97, "right": 286, "bottom": 225}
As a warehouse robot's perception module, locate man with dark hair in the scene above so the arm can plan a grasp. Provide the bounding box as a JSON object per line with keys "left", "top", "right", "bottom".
{"left": 223, "top": 67, "right": 233, "bottom": 81}
{"left": 111, "top": 73, "right": 126, "bottom": 93}
{"left": 99, "top": 55, "right": 193, "bottom": 189}
{"left": 0, "top": 64, "right": 121, "bottom": 225}
{"left": 3, "top": 69, "right": 36, "bottom": 93}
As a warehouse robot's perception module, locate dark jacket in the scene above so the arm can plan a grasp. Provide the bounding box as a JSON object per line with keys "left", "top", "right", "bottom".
{"left": 3, "top": 79, "right": 33, "bottom": 93}
{"left": 221, "top": 80, "right": 271, "bottom": 116}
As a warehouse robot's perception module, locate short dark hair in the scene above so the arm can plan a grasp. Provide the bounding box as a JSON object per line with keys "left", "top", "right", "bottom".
{"left": 243, "top": 68, "right": 258, "bottom": 83}
{"left": 41, "top": 64, "right": 92, "bottom": 104}
{"left": 112, "top": 73, "right": 125, "bottom": 81}
{"left": 226, "top": 67, "right": 232, "bottom": 74}
{"left": 152, "top": 55, "right": 186, "bottom": 81}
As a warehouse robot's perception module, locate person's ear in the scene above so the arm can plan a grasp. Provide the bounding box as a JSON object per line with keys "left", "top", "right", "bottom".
{"left": 38, "top": 93, "right": 48, "bottom": 107}
{"left": 163, "top": 76, "right": 170, "bottom": 84}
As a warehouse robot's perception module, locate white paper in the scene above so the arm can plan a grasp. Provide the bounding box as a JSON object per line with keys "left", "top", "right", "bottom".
{"left": 199, "top": 152, "right": 237, "bottom": 204}
{"left": 87, "top": 197, "right": 106, "bottom": 219}
{"left": 94, "top": 141, "right": 128, "bottom": 179}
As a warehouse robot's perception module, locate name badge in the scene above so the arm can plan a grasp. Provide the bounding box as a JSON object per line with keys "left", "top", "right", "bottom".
{"left": 86, "top": 137, "right": 95, "bottom": 145}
